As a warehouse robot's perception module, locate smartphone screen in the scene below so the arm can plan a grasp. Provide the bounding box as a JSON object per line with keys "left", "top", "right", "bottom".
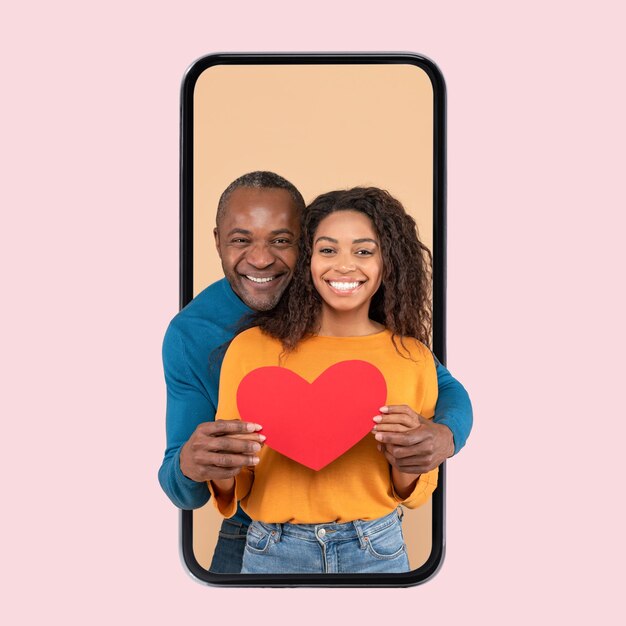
{"left": 179, "top": 53, "right": 446, "bottom": 585}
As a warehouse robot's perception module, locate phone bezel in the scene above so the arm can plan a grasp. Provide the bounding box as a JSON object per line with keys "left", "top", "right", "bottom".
{"left": 179, "top": 52, "right": 447, "bottom": 587}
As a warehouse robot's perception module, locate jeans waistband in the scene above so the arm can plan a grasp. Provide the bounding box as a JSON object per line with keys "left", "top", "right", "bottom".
{"left": 250, "top": 508, "right": 403, "bottom": 546}
{"left": 220, "top": 518, "right": 248, "bottom": 534}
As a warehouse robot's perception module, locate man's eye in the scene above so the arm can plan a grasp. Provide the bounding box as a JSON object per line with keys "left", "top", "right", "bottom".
{"left": 272, "top": 238, "right": 291, "bottom": 245}
{"left": 231, "top": 238, "right": 249, "bottom": 244}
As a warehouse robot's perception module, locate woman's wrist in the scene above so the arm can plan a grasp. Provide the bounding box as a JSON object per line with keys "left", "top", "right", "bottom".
{"left": 210, "top": 477, "right": 235, "bottom": 499}
{"left": 391, "top": 466, "right": 420, "bottom": 500}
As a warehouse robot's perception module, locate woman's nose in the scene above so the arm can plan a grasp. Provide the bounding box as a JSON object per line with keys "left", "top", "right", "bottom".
{"left": 334, "top": 254, "right": 356, "bottom": 272}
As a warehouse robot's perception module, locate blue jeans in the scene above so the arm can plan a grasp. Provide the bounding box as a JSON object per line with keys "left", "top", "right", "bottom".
{"left": 241, "top": 509, "right": 410, "bottom": 574}
{"left": 209, "top": 518, "right": 248, "bottom": 573}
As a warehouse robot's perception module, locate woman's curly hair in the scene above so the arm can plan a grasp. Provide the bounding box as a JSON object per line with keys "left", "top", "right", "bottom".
{"left": 253, "top": 187, "right": 433, "bottom": 355}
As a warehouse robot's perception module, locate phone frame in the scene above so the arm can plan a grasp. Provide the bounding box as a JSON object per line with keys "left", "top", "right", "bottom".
{"left": 179, "top": 52, "right": 447, "bottom": 587}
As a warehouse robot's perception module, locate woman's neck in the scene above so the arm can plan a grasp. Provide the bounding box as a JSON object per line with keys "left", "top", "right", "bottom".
{"left": 316, "top": 307, "right": 384, "bottom": 337}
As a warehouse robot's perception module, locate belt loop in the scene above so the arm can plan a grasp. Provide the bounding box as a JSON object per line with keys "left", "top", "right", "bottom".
{"left": 352, "top": 519, "right": 368, "bottom": 550}
{"left": 272, "top": 523, "right": 283, "bottom": 543}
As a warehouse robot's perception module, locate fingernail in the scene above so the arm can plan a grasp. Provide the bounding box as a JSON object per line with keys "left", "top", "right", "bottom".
{"left": 252, "top": 457, "right": 260, "bottom": 464}
{"left": 371, "top": 426, "right": 377, "bottom": 432}
{"left": 258, "top": 434, "right": 267, "bottom": 442}
{"left": 373, "top": 416, "right": 382, "bottom": 423}
{"left": 245, "top": 423, "right": 256, "bottom": 431}
{"left": 374, "top": 433, "right": 383, "bottom": 441}
{"left": 379, "top": 406, "right": 389, "bottom": 413}
{"left": 253, "top": 424, "right": 263, "bottom": 431}
{"left": 252, "top": 443, "right": 261, "bottom": 452}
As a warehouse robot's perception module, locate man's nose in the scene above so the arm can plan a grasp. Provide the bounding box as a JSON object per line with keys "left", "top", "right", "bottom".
{"left": 246, "top": 243, "right": 275, "bottom": 268}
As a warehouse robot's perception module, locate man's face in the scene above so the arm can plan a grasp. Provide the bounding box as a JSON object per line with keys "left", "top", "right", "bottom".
{"left": 214, "top": 187, "right": 300, "bottom": 311}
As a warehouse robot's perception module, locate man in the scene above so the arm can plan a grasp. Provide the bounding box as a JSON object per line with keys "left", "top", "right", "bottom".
{"left": 159, "top": 171, "right": 472, "bottom": 573}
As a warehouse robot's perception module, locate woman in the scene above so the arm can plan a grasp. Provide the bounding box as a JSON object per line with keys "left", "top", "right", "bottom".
{"left": 209, "top": 187, "right": 438, "bottom": 574}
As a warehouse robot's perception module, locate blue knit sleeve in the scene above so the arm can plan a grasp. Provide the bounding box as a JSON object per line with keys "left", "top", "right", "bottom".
{"left": 157, "top": 323, "right": 213, "bottom": 510}
{"left": 433, "top": 360, "right": 473, "bottom": 454}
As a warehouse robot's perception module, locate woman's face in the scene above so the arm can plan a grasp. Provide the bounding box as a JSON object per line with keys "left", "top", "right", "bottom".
{"left": 310, "top": 210, "right": 383, "bottom": 318}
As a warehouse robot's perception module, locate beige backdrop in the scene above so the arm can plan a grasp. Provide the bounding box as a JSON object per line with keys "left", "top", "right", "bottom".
{"left": 192, "top": 63, "right": 435, "bottom": 570}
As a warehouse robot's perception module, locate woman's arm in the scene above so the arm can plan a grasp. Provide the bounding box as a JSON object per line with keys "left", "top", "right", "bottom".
{"left": 374, "top": 404, "right": 438, "bottom": 507}
{"left": 209, "top": 477, "right": 236, "bottom": 505}
{"left": 207, "top": 460, "right": 257, "bottom": 517}
{"left": 390, "top": 466, "right": 420, "bottom": 500}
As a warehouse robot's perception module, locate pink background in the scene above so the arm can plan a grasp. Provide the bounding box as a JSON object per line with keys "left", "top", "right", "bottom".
{"left": 3, "top": 1, "right": 624, "bottom": 624}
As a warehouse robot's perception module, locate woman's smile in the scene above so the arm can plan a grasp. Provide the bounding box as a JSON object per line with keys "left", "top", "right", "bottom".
{"left": 325, "top": 279, "right": 366, "bottom": 295}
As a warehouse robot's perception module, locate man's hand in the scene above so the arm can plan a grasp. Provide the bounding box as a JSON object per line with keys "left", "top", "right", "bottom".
{"left": 179, "top": 420, "right": 264, "bottom": 483}
{"left": 373, "top": 405, "right": 454, "bottom": 474}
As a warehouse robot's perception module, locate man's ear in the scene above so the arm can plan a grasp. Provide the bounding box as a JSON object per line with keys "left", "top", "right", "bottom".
{"left": 213, "top": 227, "right": 221, "bottom": 259}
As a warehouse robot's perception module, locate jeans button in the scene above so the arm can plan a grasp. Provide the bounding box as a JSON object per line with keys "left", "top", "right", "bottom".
{"left": 317, "top": 528, "right": 326, "bottom": 538}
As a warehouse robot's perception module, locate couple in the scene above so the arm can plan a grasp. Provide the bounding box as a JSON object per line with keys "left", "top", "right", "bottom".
{"left": 159, "top": 171, "right": 473, "bottom": 574}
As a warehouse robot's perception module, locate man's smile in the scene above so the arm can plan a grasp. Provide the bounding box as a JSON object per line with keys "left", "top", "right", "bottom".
{"left": 244, "top": 275, "right": 279, "bottom": 283}
{"left": 240, "top": 272, "right": 288, "bottom": 289}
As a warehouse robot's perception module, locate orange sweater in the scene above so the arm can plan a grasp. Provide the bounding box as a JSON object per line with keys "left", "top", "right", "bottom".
{"left": 210, "top": 327, "right": 438, "bottom": 523}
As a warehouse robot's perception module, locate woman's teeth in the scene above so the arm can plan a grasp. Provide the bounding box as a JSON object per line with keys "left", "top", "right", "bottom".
{"left": 329, "top": 281, "right": 361, "bottom": 291}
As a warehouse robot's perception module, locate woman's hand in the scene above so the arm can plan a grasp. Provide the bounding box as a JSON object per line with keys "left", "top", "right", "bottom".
{"left": 372, "top": 405, "right": 453, "bottom": 474}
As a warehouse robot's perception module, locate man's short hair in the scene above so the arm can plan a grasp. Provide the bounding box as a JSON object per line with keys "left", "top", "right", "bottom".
{"left": 216, "top": 171, "right": 306, "bottom": 226}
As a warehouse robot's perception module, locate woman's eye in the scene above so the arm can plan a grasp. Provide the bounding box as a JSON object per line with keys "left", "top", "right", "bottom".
{"left": 356, "top": 249, "right": 374, "bottom": 256}
{"left": 318, "top": 247, "right": 335, "bottom": 254}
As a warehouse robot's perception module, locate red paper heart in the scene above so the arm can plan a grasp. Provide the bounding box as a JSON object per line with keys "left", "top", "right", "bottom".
{"left": 236, "top": 360, "right": 387, "bottom": 471}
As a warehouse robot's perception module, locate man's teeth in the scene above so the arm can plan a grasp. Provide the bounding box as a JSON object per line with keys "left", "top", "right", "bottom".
{"left": 246, "top": 275, "right": 276, "bottom": 283}
{"left": 329, "top": 281, "right": 361, "bottom": 291}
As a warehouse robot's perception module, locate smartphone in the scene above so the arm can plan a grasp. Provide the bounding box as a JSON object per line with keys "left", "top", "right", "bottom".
{"left": 178, "top": 52, "right": 446, "bottom": 586}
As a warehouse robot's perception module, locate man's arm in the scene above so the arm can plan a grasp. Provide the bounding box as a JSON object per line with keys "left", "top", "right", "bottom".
{"left": 157, "top": 324, "right": 262, "bottom": 510}
{"left": 433, "top": 359, "right": 473, "bottom": 454}
{"left": 158, "top": 323, "right": 216, "bottom": 509}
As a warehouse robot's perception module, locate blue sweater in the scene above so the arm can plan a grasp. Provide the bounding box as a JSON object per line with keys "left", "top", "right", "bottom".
{"left": 158, "top": 278, "right": 473, "bottom": 517}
